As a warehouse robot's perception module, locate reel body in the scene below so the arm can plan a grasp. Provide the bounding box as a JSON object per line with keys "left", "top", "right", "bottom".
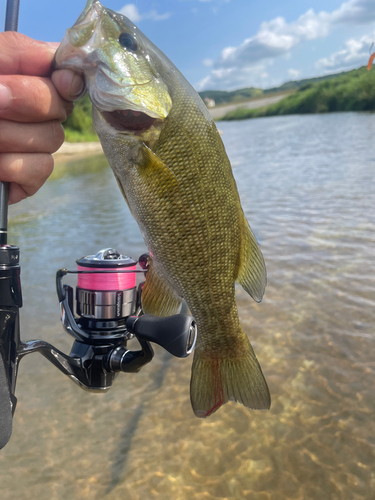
{"left": 0, "top": 248, "right": 197, "bottom": 448}
{"left": 0, "top": 245, "right": 21, "bottom": 448}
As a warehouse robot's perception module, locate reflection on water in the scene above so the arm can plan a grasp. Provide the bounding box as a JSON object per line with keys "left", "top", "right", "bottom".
{"left": 0, "top": 112, "right": 374, "bottom": 499}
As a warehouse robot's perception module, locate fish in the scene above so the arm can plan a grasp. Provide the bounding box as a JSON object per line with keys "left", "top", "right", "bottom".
{"left": 55, "top": 0, "right": 270, "bottom": 417}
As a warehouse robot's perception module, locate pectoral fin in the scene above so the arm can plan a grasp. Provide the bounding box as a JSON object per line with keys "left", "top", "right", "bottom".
{"left": 114, "top": 174, "right": 130, "bottom": 208}
{"left": 236, "top": 214, "right": 267, "bottom": 303}
{"left": 142, "top": 257, "right": 182, "bottom": 316}
{"left": 138, "top": 145, "right": 179, "bottom": 194}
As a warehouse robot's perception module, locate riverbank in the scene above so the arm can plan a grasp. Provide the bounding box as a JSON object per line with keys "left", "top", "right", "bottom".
{"left": 220, "top": 66, "right": 375, "bottom": 121}
{"left": 208, "top": 92, "right": 291, "bottom": 119}
{"left": 53, "top": 141, "right": 103, "bottom": 164}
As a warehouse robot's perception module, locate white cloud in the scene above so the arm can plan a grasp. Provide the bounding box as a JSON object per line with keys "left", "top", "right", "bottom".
{"left": 288, "top": 68, "right": 300, "bottom": 79}
{"left": 213, "top": 10, "right": 332, "bottom": 72}
{"left": 198, "top": 0, "right": 375, "bottom": 90}
{"left": 144, "top": 10, "right": 171, "bottom": 21}
{"left": 331, "top": 0, "right": 375, "bottom": 25}
{"left": 118, "top": 4, "right": 171, "bottom": 22}
{"left": 203, "top": 59, "right": 214, "bottom": 67}
{"left": 196, "top": 62, "right": 272, "bottom": 91}
{"left": 118, "top": 4, "right": 141, "bottom": 22}
{"left": 221, "top": 46, "right": 236, "bottom": 60}
{"left": 316, "top": 34, "right": 372, "bottom": 72}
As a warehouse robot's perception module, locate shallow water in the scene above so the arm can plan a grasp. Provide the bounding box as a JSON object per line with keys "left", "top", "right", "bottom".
{"left": 1, "top": 112, "right": 374, "bottom": 500}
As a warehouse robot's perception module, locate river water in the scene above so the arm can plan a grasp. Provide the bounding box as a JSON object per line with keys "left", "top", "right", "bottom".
{"left": 0, "top": 112, "right": 374, "bottom": 500}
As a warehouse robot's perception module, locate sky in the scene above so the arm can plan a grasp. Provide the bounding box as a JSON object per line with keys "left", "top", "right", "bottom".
{"left": 1, "top": 0, "right": 375, "bottom": 91}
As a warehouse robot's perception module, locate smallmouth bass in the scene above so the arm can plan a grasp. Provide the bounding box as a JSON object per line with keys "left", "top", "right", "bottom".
{"left": 55, "top": 0, "right": 270, "bottom": 417}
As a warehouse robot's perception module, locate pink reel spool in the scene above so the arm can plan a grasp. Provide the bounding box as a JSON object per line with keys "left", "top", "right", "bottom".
{"left": 76, "top": 248, "right": 137, "bottom": 321}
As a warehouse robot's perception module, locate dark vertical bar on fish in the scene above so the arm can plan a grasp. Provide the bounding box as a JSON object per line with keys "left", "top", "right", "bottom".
{"left": 0, "top": 0, "right": 21, "bottom": 244}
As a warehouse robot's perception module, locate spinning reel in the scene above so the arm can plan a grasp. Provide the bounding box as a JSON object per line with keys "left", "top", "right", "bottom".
{"left": 0, "top": 0, "right": 197, "bottom": 450}
{"left": 0, "top": 246, "right": 196, "bottom": 449}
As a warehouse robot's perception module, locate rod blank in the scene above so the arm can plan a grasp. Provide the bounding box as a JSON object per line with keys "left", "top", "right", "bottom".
{"left": 5, "top": 0, "right": 20, "bottom": 32}
{"left": 1, "top": 0, "right": 21, "bottom": 244}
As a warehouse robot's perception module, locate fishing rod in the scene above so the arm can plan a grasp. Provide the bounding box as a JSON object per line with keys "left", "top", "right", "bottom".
{"left": 0, "top": 0, "right": 196, "bottom": 450}
{"left": 0, "top": 0, "right": 19, "bottom": 244}
{"left": 0, "top": 0, "right": 21, "bottom": 451}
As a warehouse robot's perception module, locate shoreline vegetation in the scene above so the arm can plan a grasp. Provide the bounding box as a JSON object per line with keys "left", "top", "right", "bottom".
{"left": 219, "top": 67, "right": 375, "bottom": 121}
{"left": 61, "top": 66, "right": 375, "bottom": 146}
{"left": 62, "top": 93, "right": 99, "bottom": 143}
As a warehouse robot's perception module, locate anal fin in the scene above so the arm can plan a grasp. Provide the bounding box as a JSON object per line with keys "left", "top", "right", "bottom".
{"left": 236, "top": 214, "right": 267, "bottom": 303}
{"left": 142, "top": 258, "right": 182, "bottom": 317}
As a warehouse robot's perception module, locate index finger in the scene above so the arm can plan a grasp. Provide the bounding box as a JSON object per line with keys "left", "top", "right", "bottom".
{"left": 0, "top": 75, "right": 72, "bottom": 122}
{"left": 0, "top": 32, "right": 56, "bottom": 76}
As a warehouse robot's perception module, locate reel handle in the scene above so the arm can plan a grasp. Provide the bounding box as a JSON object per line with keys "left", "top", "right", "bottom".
{"left": 126, "top": 314, "right": 197, "bottom": 358}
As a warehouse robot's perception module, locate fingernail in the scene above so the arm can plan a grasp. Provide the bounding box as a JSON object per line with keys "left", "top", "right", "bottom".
{"left": 70, "top": 74, "right": 85, "bottom": 98}
{"left": 0, "top": 84, "right": 11, "bottom": 110}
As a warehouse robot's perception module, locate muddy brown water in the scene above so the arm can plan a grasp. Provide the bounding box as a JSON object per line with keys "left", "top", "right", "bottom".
{"left": 1, "top": 112, "right": 374, "bottom": 500}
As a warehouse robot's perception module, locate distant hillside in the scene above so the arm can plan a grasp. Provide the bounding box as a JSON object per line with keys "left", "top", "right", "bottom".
{"left": 198, "top": 69, "right": 353, "bottom": 107}
{"left": 263, "top": 71, "right": 349, "bottom": 94}
{"left": 220, "top": 67, "right": 375, "bottom": 121}
{"left": 198, "top": 87, "right": 263, "bottom": 105}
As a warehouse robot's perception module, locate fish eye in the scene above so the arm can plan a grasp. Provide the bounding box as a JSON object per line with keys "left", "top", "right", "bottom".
{"left": 119, "top": 32, "right": 138, "bottom": 52}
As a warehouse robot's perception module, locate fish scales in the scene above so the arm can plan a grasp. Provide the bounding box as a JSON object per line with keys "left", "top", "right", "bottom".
{"left": 55, "top": 0, "right": 270, "bottom": 417}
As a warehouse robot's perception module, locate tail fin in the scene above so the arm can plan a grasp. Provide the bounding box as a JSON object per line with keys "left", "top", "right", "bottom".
{"left": 190, "top": 335, "right": 270, "bottom": 418}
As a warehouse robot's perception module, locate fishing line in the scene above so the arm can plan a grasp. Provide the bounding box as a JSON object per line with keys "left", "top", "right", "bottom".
{"left": 77, "top": 264, "right": 137, "bottom": 290}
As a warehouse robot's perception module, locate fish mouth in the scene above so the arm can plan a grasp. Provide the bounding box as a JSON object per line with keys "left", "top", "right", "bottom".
{"left": 102, "top": 109, "right": 157, "bottom": 132}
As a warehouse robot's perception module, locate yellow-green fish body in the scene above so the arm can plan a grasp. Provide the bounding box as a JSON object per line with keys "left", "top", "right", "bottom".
{"left": 55, "top": 0, "right": 270, "bottom": 417}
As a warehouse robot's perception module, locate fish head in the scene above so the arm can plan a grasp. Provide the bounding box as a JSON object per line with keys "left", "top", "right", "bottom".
{"left": 55, "top": 0, "right": 172, "bottom": 139}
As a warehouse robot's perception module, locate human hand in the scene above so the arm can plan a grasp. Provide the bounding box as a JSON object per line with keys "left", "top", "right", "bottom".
{"left": 0, "top": 32, "right": 84, "bottom": 204}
